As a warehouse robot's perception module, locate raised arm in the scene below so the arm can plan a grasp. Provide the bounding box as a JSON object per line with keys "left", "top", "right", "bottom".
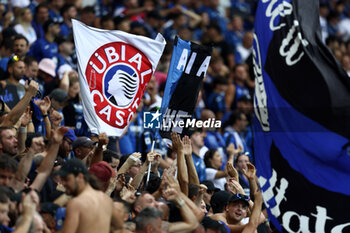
{"left": 13, "top": 192, "right": 37, "bottom": 233}
{"left": 116, "top": 152, "right": 141, "bottom": 176}
{"left": 164, "top": 188, "right": 199, "bottom": 233}
{"left": 164, "top": 170, "right": 204, "bottom": 222}
{"left": 90, "top": 132, "right": 109, "bottom": 166}
{"left": 171, "top": 132, "right": 189, "bottom": 195}
{"left": 16, "top": 107, "right": 32, "bottom": 154}
{"left": 130, "top": 151, "right": 158, "bottom": 190}
{"left": 30, "top": 127, "right": 68, "bottom": 191}
{"left": 183, "top": 136, "right": 200, "bottom": 185}
{"left": 12, "top": 148, "right": 35, "bottom": 192}
{"left": 242, "top": 189, "right": 263, "bottom": 233}
{"left": 242, "top": 162, "right": 265, "bottom": 224}
{"left": 37, "top": 96, "right": 51, "bottom": 139}
{"left": 1, "top": 80, "right": 39, "bottom": 127}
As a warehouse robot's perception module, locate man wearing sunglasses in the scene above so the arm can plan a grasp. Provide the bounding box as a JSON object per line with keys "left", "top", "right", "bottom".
{"left": 225, "top": 193, "right": 250, "bottom": 225}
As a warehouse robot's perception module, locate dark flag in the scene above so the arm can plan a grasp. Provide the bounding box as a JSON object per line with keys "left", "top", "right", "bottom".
{"left": 253, "top": 0, "right": 350, "bottom": 232}
{"left": 159, "top": 36, "right": 211, "bottom": 139}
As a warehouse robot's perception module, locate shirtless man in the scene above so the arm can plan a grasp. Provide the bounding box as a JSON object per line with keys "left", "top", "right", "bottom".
{"left": 56, "top": 158, "right": 123, "bottom": 233}
{"left": 209, "top": 163, "right": 265, "bottom": 233}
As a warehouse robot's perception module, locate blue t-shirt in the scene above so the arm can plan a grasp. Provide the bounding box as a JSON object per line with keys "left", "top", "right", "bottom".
{"left": 207, "top": 92, "right": 226, "bottom": 114}
{"left": 0, "top": 57, "right": 9, "bottom": 71}
{"left": 192, "top": 152, "right": 207, "bottom": 182}
{"left": 60, "top": 23, "right": 71, "bottom": 37}
{"left": 29, "top": 38, "right": 59, "bottom": 63}
{"left": 49, "top": 9, "right": 63, "bottom": 22}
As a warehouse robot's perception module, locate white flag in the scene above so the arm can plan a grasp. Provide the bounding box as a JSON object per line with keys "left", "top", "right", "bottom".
{"left": 72, "top": 19, "right": 166, "bottom": 136}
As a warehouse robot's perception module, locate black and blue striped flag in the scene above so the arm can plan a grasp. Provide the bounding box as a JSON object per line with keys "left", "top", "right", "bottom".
{"left": 253, "top": 0, "right": 350, "bottom": 232}
{"left": 160, "top": 37, "right": 211, "bottom": 139}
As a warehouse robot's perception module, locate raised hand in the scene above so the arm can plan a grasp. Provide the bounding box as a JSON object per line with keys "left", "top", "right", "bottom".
{"left": 22, "top": 192, "right": 37, "bottom": 216}
{"left": 227, "top": 143, "right": 243, "bottom": 157}
{"left": 146, "top": 151, "right": 156, "bottom": 163}
{"left": 171, "top": 132, "right": 183, "bottom": 152}
{"left": 38, "top": 96, "right": 51, "bottom": 115}
{"left": 115, "top": 174, "right": 126, "bottom": 192}
{"left": 97, "top": 132, "right": 109, "bottom": 147}
{"left": 120, "top": 184, "right": 136, "bottom": 204}
{"left": 163, "top": 170, "right": 181, "bottom": 193}
{"left": 182, "top": 135, "right": 192, "bottom": 156}
{"left": 49, "top": 109, "right": 63, "bottom": 129}
{"left": 25, "top": 80, "right": 39, "bottom": 97}
{"left": 20, "top": 107, "right": 32, "bottom": 127}
{"left": 242, "top": 162, "right": 256, "bottom": 180}
{"left": 162, "top": 187, "right": 179, "bottom": 202}
{"left": 226, "top": 162, "right": 239, "bottom": 181}
{"left": 226, "top": 178, "right": 245, "bottom": 195}
{"left": 198, "top": 184, "right": 207, "bottom": 195}
{"left": 126, "top": 152, "right": 142, "bottom": 167}
{"left": 51, "top": 127, "right": 69, "bottom": 144}
{"left": 226, "top": 143, "right": 235, "bottom": 156}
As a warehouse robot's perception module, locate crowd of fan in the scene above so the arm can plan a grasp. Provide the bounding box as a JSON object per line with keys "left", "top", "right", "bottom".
{"left": 0, "top": 0, "right": 349, "bottom": 232}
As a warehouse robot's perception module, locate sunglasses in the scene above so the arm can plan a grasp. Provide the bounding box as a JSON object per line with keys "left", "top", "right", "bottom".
{"left": 232, "top": 193, "right": 250, "bottom": 201}
{"left": 11, "top": 55, "right": 20, "bottom": 62}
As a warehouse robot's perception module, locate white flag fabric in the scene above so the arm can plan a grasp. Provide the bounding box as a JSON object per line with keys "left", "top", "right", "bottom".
{"left": 72, "top": 19, "right": 166, "bottom": 136}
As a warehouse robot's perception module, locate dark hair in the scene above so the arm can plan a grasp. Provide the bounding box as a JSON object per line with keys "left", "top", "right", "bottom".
{"left": 103, "top": 149, "right": 121, "bottom": 163}
{"left": 117, "top": 153, "right": 132, "bottom": 170}
{"left": 204, "top": 149, "right": 218, "bottom": 168}
{"left": 188, "top": 184, "right": 199, "bottom": 199}
{"left": 101, "top": 14, "right": 114, "bottom": 25}
{"left": 207, "top": 22, "right": 221, "bottom": 34}
{"left": 223, "top": 111, "right": 243, "bottom": 128}
{"left": 13, "top": 34, "right": 29, "bottom": 46}
{"left": 35, "top": 3, "right": 49, "bottom": 15}
{"left": 24, "top": 56, "right": 38, "bottom": 66}
{"left": 234, "top": 153, "right": 250, "bottom": 164}
{"left": 135, "top": 207, "right": 162, "bottom": 231}
{"left": 0, "top": 37, "right": 13, "bottom": 50}
{"left": 213, "top": 75, "right": 228, "bottom": 87}
{"left": 0, "top": 185, "right": 13, "bottom": 202}
{"left": 0, "top": 154, "right": 18, "bottom": 173}
{"left": 0, "top": 191, "right": 9, "bottom": 204}
{"left": 81, "top": 6, "right": 95, "bottom": 14}
{"left": 142, "top": 173, "right": 161, "bottom": 194}
{"left": 60, "top": 3, "right": 75, "bottom": 16}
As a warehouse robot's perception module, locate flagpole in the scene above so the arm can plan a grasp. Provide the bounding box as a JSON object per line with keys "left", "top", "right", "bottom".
{"left": 146, "top": 141, "right": 155, "bottom": 187}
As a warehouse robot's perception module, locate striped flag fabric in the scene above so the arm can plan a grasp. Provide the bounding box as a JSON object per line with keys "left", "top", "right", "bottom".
{"left": 253, "top": 0, "right": 350, "bottom": 232}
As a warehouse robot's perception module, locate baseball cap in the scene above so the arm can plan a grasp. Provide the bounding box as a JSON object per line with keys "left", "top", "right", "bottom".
{"left": 40, "top": 202, "right": 60, "bottom": 216}
{"left": 201, "top": 180, "right": 220, "bottom": 193}
{"left": 228, "top": 193, "right": 250, "bottom": 206}
{"left": 89, "top": 161, "right": 116, "bottom": 183}
{"left": 72, "top": 137, "right": 96, "bottom": 150}
{"left": 54, "top": 158, "right": 88, "bottom": 177}
{"left": 64, "top": 128, "right": 76, "bottom": 142}
{"left": 38, "top": 58, "right": 56, "bottom": 77}
{"left": 49, "top": 88, "right": 68, "bottom": 102}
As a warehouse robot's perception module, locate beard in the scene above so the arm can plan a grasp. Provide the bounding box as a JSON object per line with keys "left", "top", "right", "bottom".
{"left": 65, "top": 180, "right": 79, "bottom": 196}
